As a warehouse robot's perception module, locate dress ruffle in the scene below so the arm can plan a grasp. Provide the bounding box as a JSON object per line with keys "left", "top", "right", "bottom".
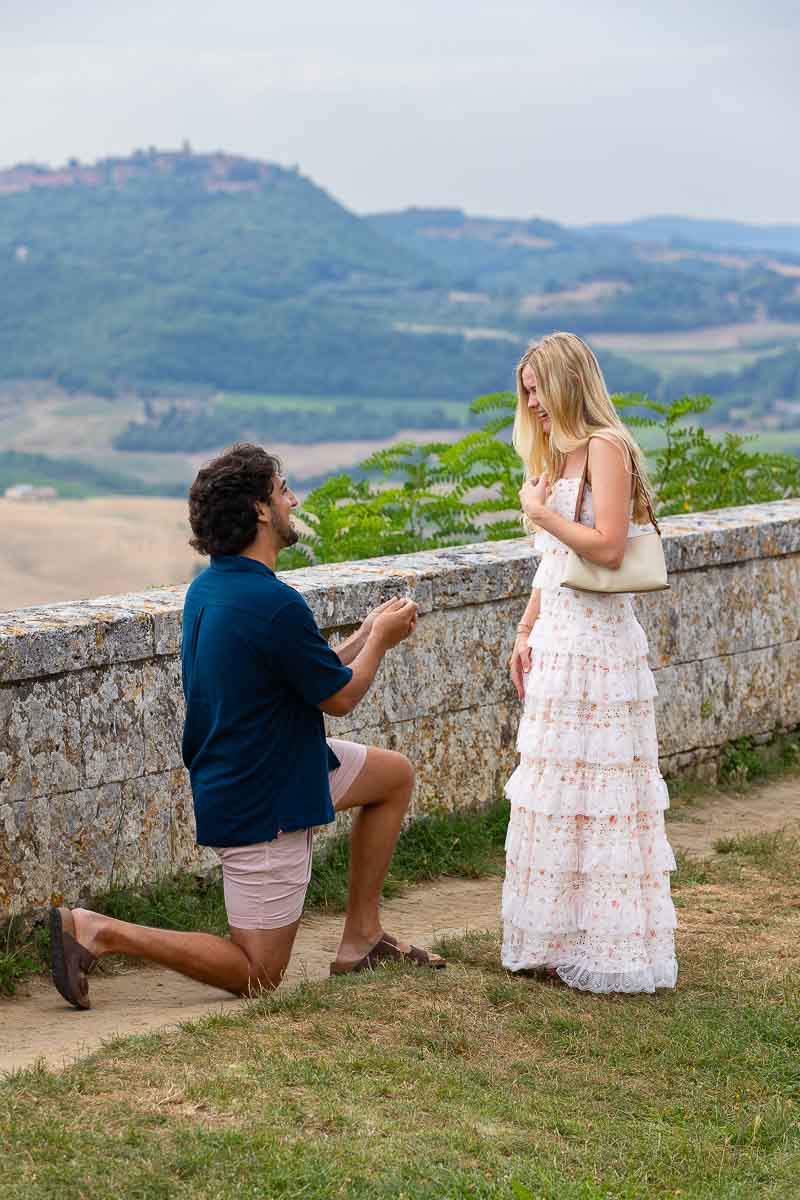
{"left": 505, "top": 759, "right": 670, "bottom": 818}
{"left": 504, "top": 803, "right": 677, "bottom": 877}
{"left": 503, "top": 476, "right": 676, "bottom": 994}
{"left": 516, "top": 700, "right": 660, "bottom": 767}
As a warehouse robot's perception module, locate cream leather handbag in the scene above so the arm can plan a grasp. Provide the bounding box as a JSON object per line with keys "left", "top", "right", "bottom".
{"left": 560, "top": 445, "right": 669, "bottom": 594}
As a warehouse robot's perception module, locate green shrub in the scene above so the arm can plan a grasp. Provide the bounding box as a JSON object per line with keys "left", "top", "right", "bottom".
{"left": 281, "top": 391, "right": 800, "bottom": 567}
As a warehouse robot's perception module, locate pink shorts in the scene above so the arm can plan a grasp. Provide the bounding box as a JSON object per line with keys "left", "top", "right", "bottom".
{"left": 214, "top": 738, "right": 368, "bottom": 931}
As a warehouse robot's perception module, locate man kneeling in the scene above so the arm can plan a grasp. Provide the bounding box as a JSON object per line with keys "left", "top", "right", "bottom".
{"left": 49, "top": 443, "right": 444, "bottom": 1009}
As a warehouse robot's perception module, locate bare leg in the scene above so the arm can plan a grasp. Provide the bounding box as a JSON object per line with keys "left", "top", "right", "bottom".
{"left": 70, "top": 908, "right": 300, "bottom": 996}
{"left": 332, "top": 746, "right": 429, "bottom": 966}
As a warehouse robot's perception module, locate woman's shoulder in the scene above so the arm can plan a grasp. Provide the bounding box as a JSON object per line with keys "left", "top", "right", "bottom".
{"left": 587, "top": 429, "right": 632, "bottom": 470}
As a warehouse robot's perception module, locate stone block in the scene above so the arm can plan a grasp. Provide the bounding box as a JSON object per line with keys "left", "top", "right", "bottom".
{"left": 778, "top": 642, "right": 800, "bottom": 730}
{"left": 700, "top": 647, "right": 781, "bottom": 745}
{"left": 0, "top": 797, "right": 52, "bottom": 916}
{"left": 659, "top": 749, "right": 719, "bottom": 783}
{"left": 330, "top": 601, "right": 519, "bottom": 734}
{"left": 169, "top": 768, "right": 215, "bottom": 872}
{"left": 661, "top": 499, "right": 800, "bottom": 573}
{"left": 0, "top": 675, "right": 82, "bottom": 804}
{"left": 652, "top": 662, "right": 704, "bottom": 756}
{"left": 750, "top": 558, "right": 790, "bottom": 650}
{"left": 80, "top": 664, "right": 145, "bottom": 787}
{"left": 345, "top": 701, "right": 518, "bottom": 816}
{"left": 114, "top": 774, "right": 173, "bottom": 886}
{"left": 673, "top": 565, "right": 752, "bottom": 662}
{"left": 154, "top": 609, "right": 184, "bottom": 657}
{"left": 142, "top": 657, "right": 185, "bottom": 773}
{"left": 49, "top": 784, "right": 123, "bottom": 903}
{"left": 288, "top": 565, "right": 435, "bottom": 631}
{"left": 634, "top": 588, "right": 679, "bottom": 668}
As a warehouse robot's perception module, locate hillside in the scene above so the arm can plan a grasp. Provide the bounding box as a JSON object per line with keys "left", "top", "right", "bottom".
{"left": 0, "top": 150, "right": 523, "bottom": 401}
{"left": 0, "top": 148, "right": 799, "bottom": 460}
{"left": 367, "top": 208, "right": 800, "bottom": 333}
{"left": 584, "top": 216, "right": 800, "bottom": 258}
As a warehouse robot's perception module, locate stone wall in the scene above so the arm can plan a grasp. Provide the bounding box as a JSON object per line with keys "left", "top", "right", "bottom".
{"left": 2, "top": 498, "right": 799, "bottom": 920}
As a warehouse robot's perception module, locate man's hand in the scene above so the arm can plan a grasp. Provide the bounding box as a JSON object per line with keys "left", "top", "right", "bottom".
{"left": 371, "top": 599, "right": 418, "bottom": 649}
{"left": 358, "top": 597, "right": 408, "bottom": 637}
{"left": 320, "top": 598, "right": 419, "bottom": 716}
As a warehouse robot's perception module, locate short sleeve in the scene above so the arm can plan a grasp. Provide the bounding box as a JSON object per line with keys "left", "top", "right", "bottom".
{"left": 270, "top": 596, "right": 353, "bottom": 707}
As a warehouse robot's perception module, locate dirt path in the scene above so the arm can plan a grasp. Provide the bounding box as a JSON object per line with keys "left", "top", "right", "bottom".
{"left": 2, "top": 776, "right": 798, "bottom": 1077}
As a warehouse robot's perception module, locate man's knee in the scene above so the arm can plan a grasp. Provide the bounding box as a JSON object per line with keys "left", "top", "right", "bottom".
{"left": 244, "top": 962, "right": 286, "bottom": 996}
{"left": 389, "top": 751, "right": 415, "bottom": 800}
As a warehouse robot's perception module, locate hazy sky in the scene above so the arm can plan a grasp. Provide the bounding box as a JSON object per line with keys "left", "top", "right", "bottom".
{"left": 2, "top": 1, "right": 797, "bottom": 223}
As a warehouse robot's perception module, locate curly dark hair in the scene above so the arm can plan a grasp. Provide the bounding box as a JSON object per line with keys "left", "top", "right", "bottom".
{"left": 188, "top": 443, "right": 282, "bottom": 557}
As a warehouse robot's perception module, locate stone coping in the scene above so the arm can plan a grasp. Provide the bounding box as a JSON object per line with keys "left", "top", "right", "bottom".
{"left": 1, "top": 498, "right": 799, "bottom": 685}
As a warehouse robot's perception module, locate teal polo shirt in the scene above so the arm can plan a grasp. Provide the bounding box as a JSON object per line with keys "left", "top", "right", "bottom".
{"left": 180, "top": 555, "right": 353, "bottom": 847}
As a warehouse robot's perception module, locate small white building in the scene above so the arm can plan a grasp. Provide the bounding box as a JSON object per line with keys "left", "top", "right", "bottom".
{"left": 4, "top": 483, "right": 58, "bottom": 501}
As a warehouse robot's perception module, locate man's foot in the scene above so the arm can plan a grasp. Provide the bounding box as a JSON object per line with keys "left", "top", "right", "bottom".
{"left": 330, "top": 932, "right": 445, "bottom": 975}
{"left": 49, "top": 907, "right": 99, "bottom": 1010}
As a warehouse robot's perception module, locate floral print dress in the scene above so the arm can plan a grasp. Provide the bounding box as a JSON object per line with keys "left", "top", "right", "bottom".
{"left": 502, "top": 476, "right": 678, "bottom": 992}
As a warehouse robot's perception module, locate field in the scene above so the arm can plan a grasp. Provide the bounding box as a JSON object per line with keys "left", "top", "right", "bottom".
{"left": 2, "top": 825, "right": 798, "bottom": 1198}
{"left": 589, "top": 319, "right": 800, "bottom": 382}
{"left": 1, "top": 497, "right": 197, "bottom": 609}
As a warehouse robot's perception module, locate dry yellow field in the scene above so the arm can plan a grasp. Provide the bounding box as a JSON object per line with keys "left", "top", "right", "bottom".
{"left": 1, "top": 496, "right": 198, "bottom": 611}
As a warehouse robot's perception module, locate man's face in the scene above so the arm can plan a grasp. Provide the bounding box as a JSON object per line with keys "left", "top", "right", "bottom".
{"left": 270, "top": 475, "right": 299, "bottom": 547}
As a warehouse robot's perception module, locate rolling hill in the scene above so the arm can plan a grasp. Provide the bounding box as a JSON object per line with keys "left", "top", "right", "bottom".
{"left": 583, "top": 216, "right": 800, "bottom": 258}
{"left": 0, "top": 148, "right": 798, "bottom": 460}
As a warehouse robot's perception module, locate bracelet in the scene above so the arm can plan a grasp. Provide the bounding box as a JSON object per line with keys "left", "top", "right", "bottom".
{"left": 516, "top": 623, "right": 533, "bottom": 635}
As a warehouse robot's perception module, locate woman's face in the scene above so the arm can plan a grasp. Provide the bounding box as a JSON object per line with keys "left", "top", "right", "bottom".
{"left": 521, "top": 363, "right": 550, "bottom": 433}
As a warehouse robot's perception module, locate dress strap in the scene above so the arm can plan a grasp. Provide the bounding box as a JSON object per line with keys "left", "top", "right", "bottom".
{"left": 572, "top": 437, "right": 661, "bottom": 533}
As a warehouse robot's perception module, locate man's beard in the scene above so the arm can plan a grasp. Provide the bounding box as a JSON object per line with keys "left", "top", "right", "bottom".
{"left": 277, "top": 518, "right": 299, "bottom": 548}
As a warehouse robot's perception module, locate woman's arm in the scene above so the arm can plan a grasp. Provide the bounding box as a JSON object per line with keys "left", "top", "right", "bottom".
{"left": 509, "top": 588, "right": 541, "bottom": 700}
{"left": 519, "top": 437, "right": 631, "bottom": 568}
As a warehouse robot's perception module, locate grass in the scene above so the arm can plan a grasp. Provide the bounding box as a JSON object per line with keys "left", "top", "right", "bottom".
{"left": 0, "top": 801, "right": 508, "bottom": 997}
{"left": 2, "top": 831, "right": 799, "bottom": 1198}
{"left": 3, "top": 726, "right": 797, "bottom": 995}
{"left": 216, "top": 391, "right": 474, "bottom": 423}
{"left": 666, "top": 731, "right": 800, "bottom": 818}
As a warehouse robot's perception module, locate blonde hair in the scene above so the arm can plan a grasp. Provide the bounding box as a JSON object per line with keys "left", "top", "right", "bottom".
{"left": 513, "top": 331, "right": 655, "bottom": 524}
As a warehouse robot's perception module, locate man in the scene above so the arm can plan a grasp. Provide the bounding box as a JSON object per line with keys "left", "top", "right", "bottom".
{"left": 49, "top": 443, "right": 444, "bottom": 1010}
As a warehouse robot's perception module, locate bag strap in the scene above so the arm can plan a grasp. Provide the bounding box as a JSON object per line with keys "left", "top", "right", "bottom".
{"left": 573, "top": 437, "right": 661, "bottom": 534}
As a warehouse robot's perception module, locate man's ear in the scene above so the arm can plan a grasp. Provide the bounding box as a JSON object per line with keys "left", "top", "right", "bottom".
{"left": 254, "top": 500, "right": 271, "bottom": 525}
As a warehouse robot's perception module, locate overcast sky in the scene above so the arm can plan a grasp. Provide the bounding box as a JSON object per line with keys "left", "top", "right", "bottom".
{"left": 2, "top": 1, "right": 797, "bottom": 224}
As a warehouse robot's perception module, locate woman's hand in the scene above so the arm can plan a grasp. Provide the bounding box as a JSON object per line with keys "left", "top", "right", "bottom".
{"left": 518, "top": 477, "right": 550, "bottom": 522}
{"left": 509, "top": 633, "right": 532, "bottom": 701}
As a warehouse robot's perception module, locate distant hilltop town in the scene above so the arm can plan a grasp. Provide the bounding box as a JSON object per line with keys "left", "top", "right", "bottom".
{"left": 0, "top": 143, "right": 288, "bottom": 196}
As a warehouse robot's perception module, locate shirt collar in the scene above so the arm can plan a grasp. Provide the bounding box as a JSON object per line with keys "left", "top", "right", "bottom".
{"left": 210, "top": 555, "right": 276, "bottom": 578}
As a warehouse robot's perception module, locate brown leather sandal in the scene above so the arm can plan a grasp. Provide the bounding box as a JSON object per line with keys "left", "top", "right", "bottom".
{"left": 49, "top": 906, "right": 98, "bottom": 1010}
{"left": 330, "top": 932, "right": 446, "bottom": 975}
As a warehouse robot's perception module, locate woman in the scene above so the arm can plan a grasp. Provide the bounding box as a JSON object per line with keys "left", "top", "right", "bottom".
{"left": 503, "top": 332, "right": 677, "bottom": 993}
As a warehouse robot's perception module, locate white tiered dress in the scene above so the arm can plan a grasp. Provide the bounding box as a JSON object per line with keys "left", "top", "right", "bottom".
{"left": 501, "top": 477, "right": 678, "bottom": 993}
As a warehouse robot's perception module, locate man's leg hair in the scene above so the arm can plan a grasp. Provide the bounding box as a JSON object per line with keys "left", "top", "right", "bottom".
{"left": 68, "top": 907, "right": 301, "bottom": 996}
{"left": 332, "top": 745, "right": 421, "bottom": 965}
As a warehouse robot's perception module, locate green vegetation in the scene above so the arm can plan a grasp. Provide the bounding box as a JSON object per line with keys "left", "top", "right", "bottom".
{"left": 0, "top": 450, "right": 187, "bottom": 498}
{"left": 719, "top": 733, "right": 800, "bottom": 789}
{"left": 0, "top": 800, "right": 508, "bottom": 997}
{"left": 618, "top": 393, "right": 800, "bottom": 515}
{"left": 113, "top": 399, "right": 468, "bottom": 452}
{"left": 2, "top": 829, "right": 798, "bottom": 1198}
{"left": 368, "top": 207, "right": 800, "bottom": 333}
{"left": 666, "top": 346, "right": 800, "bottom": 426}
{"left": 281, "top": 391, "right": 800, "bottom": 568}
{"left": 586, "top": 214, "right": 800, "bottom": 256}
{"left": 4, "top": 150, "right": 800, "bottom": 429}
